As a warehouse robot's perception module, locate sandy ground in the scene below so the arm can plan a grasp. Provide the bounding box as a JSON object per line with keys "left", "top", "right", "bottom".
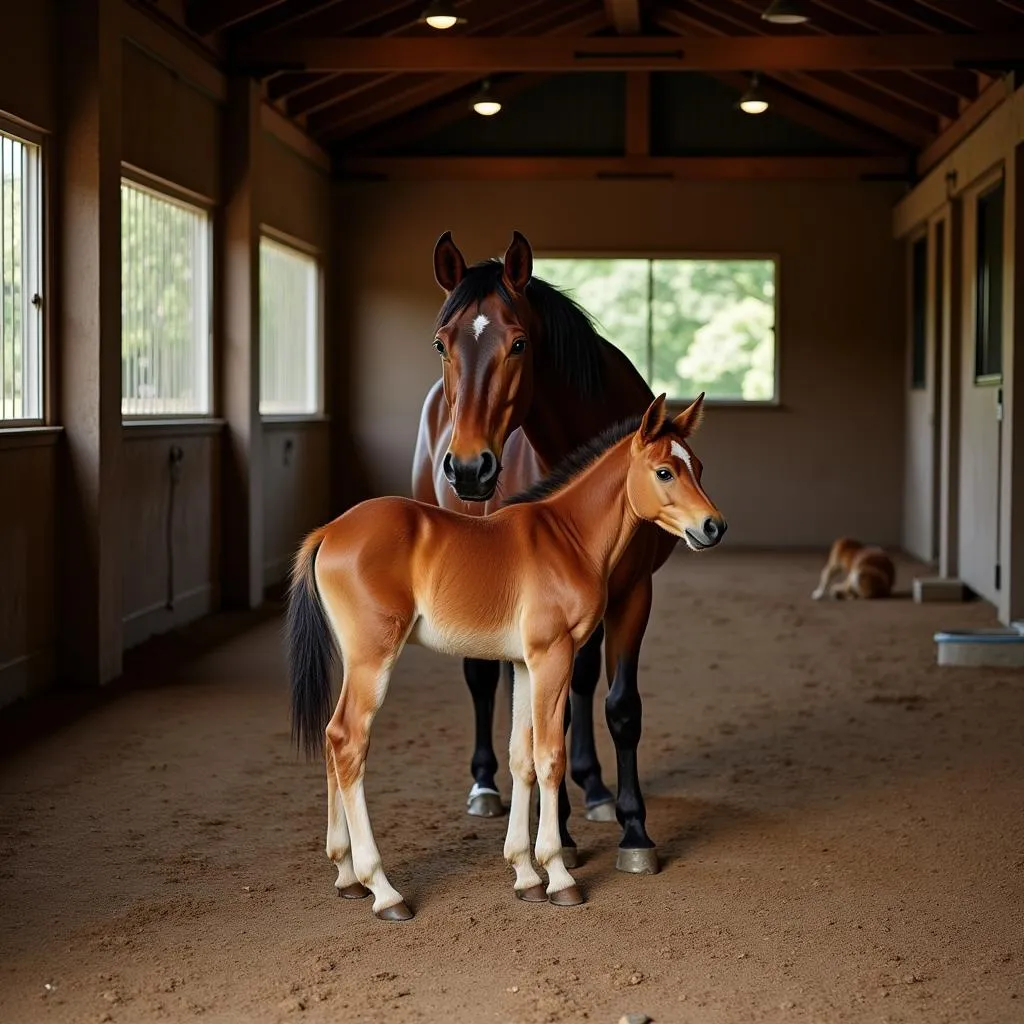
{"left": 1, "top": 550, "right": 1022, "bottom": 1024}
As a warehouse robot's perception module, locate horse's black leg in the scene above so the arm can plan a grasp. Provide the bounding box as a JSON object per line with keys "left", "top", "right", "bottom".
{"left": 464, "top": 657, "right": 505, "bottom": 817}
{"left": 604, "top": 578, "right": 658, "bottom": 873}
{"left": 556, "top": 693, "right": 579, "bottom": 866}
{"left": 568, "top": 624, "right": 616, "bottom": 820}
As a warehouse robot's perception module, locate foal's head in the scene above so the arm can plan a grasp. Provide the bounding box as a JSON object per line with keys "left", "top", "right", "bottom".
{"left": 628, "top": 394, "right": 727, "bottom": 551}
{"left": 431, "top": 230, "right": 537, "bottom": 501}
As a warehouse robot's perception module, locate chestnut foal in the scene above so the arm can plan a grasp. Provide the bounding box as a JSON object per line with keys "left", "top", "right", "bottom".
{"left": 287, "top": 395, "right": 725, "bottom": 920}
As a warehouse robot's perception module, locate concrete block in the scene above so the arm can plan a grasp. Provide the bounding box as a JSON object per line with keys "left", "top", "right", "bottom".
{"left": 913, "top": 577, "right": 966, "bottom": 603}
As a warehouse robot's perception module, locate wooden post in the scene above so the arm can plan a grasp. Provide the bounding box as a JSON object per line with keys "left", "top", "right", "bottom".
{"left": 56, "top": 0, "right": 124, "bottom": 686}
{"left": 221, "top": 77, "right": 265, "bottom": 608}
{"left": 938, "top": 198, "right": 962, "bottom": 581}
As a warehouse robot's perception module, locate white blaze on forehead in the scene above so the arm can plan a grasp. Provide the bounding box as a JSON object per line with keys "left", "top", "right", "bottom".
{"left": 471, "top": 314, "right": 490, "bottom": 340}
{"left": 671, "top": 440, "right": 697, "bottom": 481}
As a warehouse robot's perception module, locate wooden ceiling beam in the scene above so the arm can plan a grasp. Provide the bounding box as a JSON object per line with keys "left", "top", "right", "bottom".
{"left": 186, "top": 0, "right": 289, "bottom": 36}
{"left": 287, "top": 0, "right": 560, "bottom": 117}
{"left": 654, "top": 8, "right": 937, "bottom": 146}
{"left": 605, "top": 0, "right": 643, "bottom": 34}
{"left": 335, "top": 155, "right": 913, "bottom": 181}
{"left": 312, "top": 10, "right": 608, "bottom": 140}
{"left": 917, "top": 74, "right": 1013, "bottom": 174}
{"left": 625, "top": 71, "right": 650, "bottom": 156}
{"left": 235, "top": 33, "right": 1024, "bottom": 73}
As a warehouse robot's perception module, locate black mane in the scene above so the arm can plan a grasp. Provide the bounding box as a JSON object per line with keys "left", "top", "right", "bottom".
{"left": 503, "top": 415, "right": 643, "bottom": 506}
{"left": 435, "top": 259, "right": 606, "bottom": 399}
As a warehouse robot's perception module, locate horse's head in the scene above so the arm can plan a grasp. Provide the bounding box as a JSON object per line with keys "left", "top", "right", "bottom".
{"left": 627, "top": 393, "right": 727, "bottom": 551}
{"left": 431, "top": 230, "right": 537, "bottom": 502}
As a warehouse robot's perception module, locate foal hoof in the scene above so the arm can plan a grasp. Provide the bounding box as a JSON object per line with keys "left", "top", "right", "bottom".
{"left": 467, "top": 787, "right": 504, "bottom": 818}
{"left": 336, "top": 882, "right": 371, "bottom": 900}
{"left": 515, "top": 884, "right": 549, "bottom": 903}
{"left": 616, "top": 847, "right": 660, "bottom": 874}
{"left": 561, "top": 846, "right": 579, "bottom": 869}
{"left": 374, "top": 900, "right": 414, "bottom": 921}
{"left": 584, "top": 799, "right": 617, "bottom": 823}
{"left": 549, "top": 884, "right": 584, "bottom": 907}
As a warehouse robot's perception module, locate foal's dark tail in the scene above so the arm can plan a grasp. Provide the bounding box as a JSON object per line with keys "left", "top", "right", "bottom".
{"left": 286, "top": 525, "right": 336, "bottom": 760}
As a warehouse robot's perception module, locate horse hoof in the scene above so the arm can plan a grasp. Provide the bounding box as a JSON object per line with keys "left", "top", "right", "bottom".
{"left": 616, "top": 847, "right": 659, "bottom": 874}
{"left": 561, "top": 846, "right": 579, "bottom": 869}
{"left": 549, "top": 884, "right": 584, "bottom": 907}
{"left": 515, "top": 884, "right": 548, "bottom": 903}
{"left": 585, "top": 799, "right": 617, "bottom": 823}
{"left": 374, "top": 900, "right": 414, "bottom": 921}
{"left": 467, "top": 789, "right": 504, "bottom": 818}
{"left": 336, "top": 882, "right": 371, "bottom": 900}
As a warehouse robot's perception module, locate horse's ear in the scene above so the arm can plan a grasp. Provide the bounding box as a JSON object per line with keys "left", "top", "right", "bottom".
{"left": 502, "top": 230, "right": 533, "bottom": 294}
{"left": 637, "top": 394, "right": 668, "bottom": 445}
{"left": 433, "top": 231, "right": 467, "bottom": 293}
{"left": 673, "top": 392, "right": 705, "bottom": 438}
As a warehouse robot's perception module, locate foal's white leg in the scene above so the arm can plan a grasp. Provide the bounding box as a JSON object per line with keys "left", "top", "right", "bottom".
{"left": 328, "top": 663, "right": 410, "bottom": 920}
{"left": 326, "top": 751, "right": 367, "bottom": 898}
{"left": 530, "top": 646, "right": 582, "bottom": 905}
{"left": 504, "top": 661, "right": 545, "bottom": 900}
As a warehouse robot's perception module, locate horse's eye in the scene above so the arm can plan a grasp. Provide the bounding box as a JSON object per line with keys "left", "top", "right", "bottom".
{"left": 656, "top": 468, "right": 673, "bottom": 482}
{"left": 510, "top": 337, "right": 526, "bottom": 355}
{"left": 433, "top": 339, "right": 446, "bottom": 355}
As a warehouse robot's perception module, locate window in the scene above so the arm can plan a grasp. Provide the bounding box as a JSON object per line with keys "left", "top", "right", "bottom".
{"left": 975, "top": 179, "right": 1004, "bottom": 384}
{"left": 1, "top": 122, "right": 43, "bottom": 424}
{"left": 910, "top": 235, "right": 927, "bottom": 389}
{"left": 121, "top": 179, "right": 211, "bottom": 417}
{"left": 532, "top": 257, "right": 777, "bottom": 402}
{"left": 259, "top": 235, "right": 321, "bottom": 415}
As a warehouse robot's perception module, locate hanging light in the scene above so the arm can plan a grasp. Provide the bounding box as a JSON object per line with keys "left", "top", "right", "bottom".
{"left": 470, "top": 80, "right": 501, "bottom": 116}
{"left": 761, "top": 0, "right": 810, "bottom": 24}
{"left": 738, "top": 73, "right": 769, "bottom": 114}
{"left": 421, "top": 0, "right": 465, "bottom": 30}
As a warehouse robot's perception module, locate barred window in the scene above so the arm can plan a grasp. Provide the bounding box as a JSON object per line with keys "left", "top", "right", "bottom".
{"left": 259, "top": 235, "right": 321, "bottom": 415}
{"left": 121, "top": 179, "right": 212, "bottom": 417}
{"left": 1, "top": 122, "right": 44, "bottom": 424}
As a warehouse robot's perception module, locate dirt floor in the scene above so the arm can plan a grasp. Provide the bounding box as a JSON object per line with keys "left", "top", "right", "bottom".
{"left": 1, "top": 551, "right": 1023, "bottom": 1024}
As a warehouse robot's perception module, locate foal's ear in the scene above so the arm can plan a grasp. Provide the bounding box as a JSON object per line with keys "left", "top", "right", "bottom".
{"left": 502, "top": 230, "right": 533, "bottom": 294}
{"left": 433, "top": 231, "right": 467, "bottom": 293}
{"left": 637, "top": 394, "right": 668, "bottom": 445}
{"left": 673, "top": 392, "right": 706, "bottom": 438}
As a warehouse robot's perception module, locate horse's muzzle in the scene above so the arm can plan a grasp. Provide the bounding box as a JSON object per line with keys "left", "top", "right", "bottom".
{"left": 443, "top": 449, "right": 500, "bottom": 502}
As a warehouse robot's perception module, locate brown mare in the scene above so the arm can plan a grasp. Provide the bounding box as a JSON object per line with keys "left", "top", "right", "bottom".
{"left": 288, "top": 395, "right": 724, "bottom": 919}
{"left": 412, "top": 231, "right": 724, "bottom": 872}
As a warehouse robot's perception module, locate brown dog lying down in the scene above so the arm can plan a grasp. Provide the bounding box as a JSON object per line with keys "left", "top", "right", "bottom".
{"left": 812, "top": 537, "right": 895, "bottom": 600}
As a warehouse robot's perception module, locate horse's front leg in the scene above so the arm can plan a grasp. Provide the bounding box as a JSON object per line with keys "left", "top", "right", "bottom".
{"left": 530, "top": 638, "right": 584, "bottom": 905}
{"left": 464, "top": 657, "right": 505, "bottom": 817}
{"left": 604, "top": 576, "right": 659, "bottom": 874}
{"left": 567, "top": 623, "right": 616, "bottom": 821}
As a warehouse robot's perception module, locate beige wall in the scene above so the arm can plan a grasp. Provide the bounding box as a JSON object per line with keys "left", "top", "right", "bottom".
{"left": 336, "top": 178, "right": 906, "bottom": 548}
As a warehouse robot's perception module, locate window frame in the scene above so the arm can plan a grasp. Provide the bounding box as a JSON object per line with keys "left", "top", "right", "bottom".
{"left": 119, "top": 165, "right": 215, "bottom": 421}
{"left": 531, "top": 248, "right": 781, "bottom": 408}
{"left": 973, "top": 176, "right": 1004, "bottom": 387}
{"left": 258, "top": 224, "right": 325, "bottom": 420}
{"left": 0, "top": 114, "right": 46, "bottom": 428}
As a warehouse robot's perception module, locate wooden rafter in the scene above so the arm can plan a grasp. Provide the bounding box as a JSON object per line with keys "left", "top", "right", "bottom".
{"left": 654, "top": 7, "right": 937, "bottom": 146}
{"left": 287, "top": 0, "right": 562, "bottom": 119}
{"left": 335, "top": 155, "right": 912, "bottom": 181}
{"left": 605, "top": 0, "right": 642, "bottom": 34}
{"left": 910, "top": 0, "right": 1024, "bottom": 31}
{"left": 312, "top": 10, "right": 609, "bottom": 140}
{"left": 235, "top": 33, "right": 1024, "bottom": 73}
{"left": 187, "top": 0, "right": 289, "bottom": 36}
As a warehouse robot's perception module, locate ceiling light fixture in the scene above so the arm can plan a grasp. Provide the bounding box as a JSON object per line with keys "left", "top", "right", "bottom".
{"left": 421, "top": 0, "right": 465, "bottom": 30}
{"left": 761, "top": 0, "right": 810, "bottom": 25}
{"left": 738, "top": 73, "right": 769, "bottom": 114}
{"left": 470, "top": 80, "right": 501, "bottom": 116}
